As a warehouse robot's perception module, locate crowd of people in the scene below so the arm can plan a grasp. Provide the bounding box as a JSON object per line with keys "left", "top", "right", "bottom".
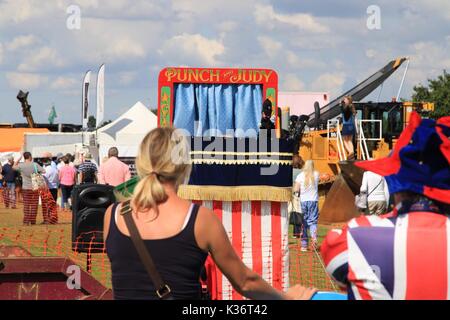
{"left": 0, "top": 147, "right": 131, "bottom": 225}
{"left": 104, "top": 110, "right": 450, "bottom": 300}
{"left": 0, "top": 105, "right": 448, "bottom": 300}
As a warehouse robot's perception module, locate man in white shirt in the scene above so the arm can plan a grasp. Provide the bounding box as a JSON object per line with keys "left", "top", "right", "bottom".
{"left": 360, "top": 171, "right": 390, "bottom": 215}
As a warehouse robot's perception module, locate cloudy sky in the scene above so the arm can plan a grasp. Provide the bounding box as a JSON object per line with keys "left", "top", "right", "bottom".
{"left": 0, "top": 0, "right": 448, "bottom": 124}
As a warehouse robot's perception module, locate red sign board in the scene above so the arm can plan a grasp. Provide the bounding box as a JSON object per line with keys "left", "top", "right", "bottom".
{"left": 157, "top": 67, "right": 278, "bottom": 128}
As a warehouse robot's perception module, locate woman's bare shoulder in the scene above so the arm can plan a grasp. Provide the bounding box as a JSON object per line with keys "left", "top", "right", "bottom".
{"left": 195, "top": 205, "right": 221, "bottom": 226}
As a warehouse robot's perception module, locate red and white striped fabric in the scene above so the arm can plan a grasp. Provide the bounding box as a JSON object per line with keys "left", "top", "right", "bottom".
{"left": 194, "top": 200, "right": 289, "bottom": 300}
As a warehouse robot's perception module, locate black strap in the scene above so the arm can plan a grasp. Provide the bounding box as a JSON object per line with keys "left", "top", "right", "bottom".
{"left": 120, "top": 200, "right": 173, "bottom": 300}
{"left": 368, "top": 178, "right": 384, "bottom": 197}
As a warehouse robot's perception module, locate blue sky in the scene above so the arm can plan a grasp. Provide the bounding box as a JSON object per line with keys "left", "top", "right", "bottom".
{"left": 0, "top": 0, "right": 448, "bottom": 124}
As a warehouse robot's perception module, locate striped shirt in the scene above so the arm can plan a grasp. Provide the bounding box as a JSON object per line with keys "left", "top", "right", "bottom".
{"left": 78, "top": 160, "right": 98, "bottom": 183}
{"left": 78, "top": 161, "right": 98, "bottom": 174}
{"left": 321, "top": 200, "right": 450, "bottom": 300}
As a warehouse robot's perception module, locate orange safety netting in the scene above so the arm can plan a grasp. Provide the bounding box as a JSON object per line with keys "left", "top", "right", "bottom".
{"left": 0, "top": 226, "right": 112, "bottom": 288}
{"left": 0, "top": 191, "right": 341, "bottom": 295}
{"left": 289, "top": 241, "right": 342, "bottom": 292}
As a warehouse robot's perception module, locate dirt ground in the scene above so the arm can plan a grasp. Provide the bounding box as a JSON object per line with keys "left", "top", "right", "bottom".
{"left": 0, "top": 198, "right": 339, "bottom": 292}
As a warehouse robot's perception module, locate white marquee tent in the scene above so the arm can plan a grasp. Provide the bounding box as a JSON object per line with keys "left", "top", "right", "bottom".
{"left": 97, "top": 101, "right": 157, "bottom": 160}
{"left": 24, "top": 132, "right": 93, "bottom": 158}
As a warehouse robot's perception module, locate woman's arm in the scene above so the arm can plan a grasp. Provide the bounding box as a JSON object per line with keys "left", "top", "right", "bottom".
{"left": 196, "top": 207, "right": 315, "bottom": 300}
{"left": 13, "top": 155, "right": 22, "bottom": 170}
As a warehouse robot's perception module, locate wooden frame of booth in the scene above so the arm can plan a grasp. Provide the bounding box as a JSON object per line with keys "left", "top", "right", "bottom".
{"left": 0, "top": 246, "right": 112, "bottom": 300}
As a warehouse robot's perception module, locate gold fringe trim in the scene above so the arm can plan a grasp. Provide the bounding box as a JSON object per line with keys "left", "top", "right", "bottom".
{"left": 177, "top": 185, "right": 292, "bottom": 202}
{"left": 191, "top": 159, "right": 292, "bottom": 165}
{"left": 190, "top": 151, "right": 293, "bottom": 156}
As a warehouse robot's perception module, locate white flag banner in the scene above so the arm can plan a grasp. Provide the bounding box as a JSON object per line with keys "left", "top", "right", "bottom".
{"left": 82, "top": 70, "right": 91, "bottom": 129}
{"left": 96, "top": 64, "right": 105, "bottom": 127}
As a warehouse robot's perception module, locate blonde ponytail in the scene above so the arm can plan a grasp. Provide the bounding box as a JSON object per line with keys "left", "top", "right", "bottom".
{"left": 132, "top": 174, "right": 168, "bottom": 214}
{"left": 303, "top": 160, "right": 315, "bottom": 189}
{"left": 131, "top": 127, "right": 191, "bottom": 213}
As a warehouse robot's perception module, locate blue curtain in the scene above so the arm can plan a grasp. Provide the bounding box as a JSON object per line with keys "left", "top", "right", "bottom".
{"left": 173, "top": 84, "right": 262, "bottom": 137}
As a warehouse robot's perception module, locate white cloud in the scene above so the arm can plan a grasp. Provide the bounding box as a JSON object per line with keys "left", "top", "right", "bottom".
{"left": 281, "top": 73, "right": 306, "bottom": 91}
{"left": 408, "top": 0, "right": 450, "bottom": 20}
{"left": 68, "top": 18, "right": 156, "bottom": 64}
{"left": 286, "top": 51, "right": 326, "bottom": 69}
{"left": 311, "top": 72, "right": 346, "bottom": 97}
{"left": 50, "top": 76, "right": 78, "bottom": 90}
{"left": 218, "top": 21, "right": 238, "bottom": 33}
{"left": 334, "top": 60, "right": 345, "bottom": 70}
{"left": 0, "top": 0, "right": 64, "bottom": 24}
{"left": 365, "top": 49, "right": 377, "bottom": 59}
{"left": 118, "top": 71, "right": 137, "bottom": 85}
{"left": 6, "top": 35, "right": 39, "bottom": 51}
{"left": 18, "top": 46, "right": 65, "bottom": 72}
{"left": 409, "top": 41, "right": 450, "bottom": 70}
{"left": 6, "top": 72, "right": 49, "bottom": 89}
{"left": 0, "top": 1, "right": 448, "bottom": 124}
{"left": 171, "top": 0, "right": 253, "bottom": 17}
{"left": 397, "top": 40, "right": 450, "bottom": 96}
{"left": 109, "top": 38, "right": 146, "bottom": 60}
{"left": 255, "top": 4, "right": 329, "bottom": 33}
{"left": 159, "top": 33, "right": 225, "bottom": 65}
{"left": 258, "top": 36, "right": 282, "bottom": 58}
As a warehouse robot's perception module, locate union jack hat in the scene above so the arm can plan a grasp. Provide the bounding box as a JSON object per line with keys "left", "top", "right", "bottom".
{"left": 355, "top": 111, "right": 450, "bottom": 204}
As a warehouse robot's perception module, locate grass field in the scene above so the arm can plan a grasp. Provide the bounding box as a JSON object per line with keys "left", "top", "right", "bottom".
{"left": 0, "top": 199, "right": 340, "bottom": 292}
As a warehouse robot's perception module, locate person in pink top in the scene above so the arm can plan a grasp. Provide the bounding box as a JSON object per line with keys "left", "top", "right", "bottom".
{"left": 98, "top": 147, "right": 131, "bottom": 187}
{"left": 58, "top": 156, "right": 76, "bottom": 210}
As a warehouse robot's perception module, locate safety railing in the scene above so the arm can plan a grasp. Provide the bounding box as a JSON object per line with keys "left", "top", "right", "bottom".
{"left": 327, "top": 119, "right": 346, "bottom": 161}
{"left": 356, "top": 119, "right": 382, "bottom": 160}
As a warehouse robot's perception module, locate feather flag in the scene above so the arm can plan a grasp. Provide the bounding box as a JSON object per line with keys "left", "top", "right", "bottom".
{"left": 82, "top": 70, "right": 91, "bottom": 129}
{"left": 96, "top": 64, "right": 105, "bottom": 127}
{"left": 48, "top": 104, "right": 57, "bottom": 124}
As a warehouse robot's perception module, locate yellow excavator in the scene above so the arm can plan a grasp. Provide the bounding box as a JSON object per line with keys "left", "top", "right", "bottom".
{"left": 296, "top": 57, "right": 434, "bottom": 223}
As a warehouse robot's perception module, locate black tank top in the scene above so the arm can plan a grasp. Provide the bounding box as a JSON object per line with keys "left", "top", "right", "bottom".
{"left": 106, "top": 203, "right": 208, "bottom": 300}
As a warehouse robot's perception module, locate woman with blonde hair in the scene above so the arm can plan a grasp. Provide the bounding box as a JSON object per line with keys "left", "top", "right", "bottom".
{"left": 341, "top": 95, "right": 357, "bottom": 160}
{"left": 104, "top": 127, "right": 316, "bottom": 300}
{"left": 294, "top": 160, "right": 320, "bottom": 252}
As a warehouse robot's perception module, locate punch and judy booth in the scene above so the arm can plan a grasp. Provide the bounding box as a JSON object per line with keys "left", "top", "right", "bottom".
{"left": 157, "top": 67, "right": 293, "bottom": 299}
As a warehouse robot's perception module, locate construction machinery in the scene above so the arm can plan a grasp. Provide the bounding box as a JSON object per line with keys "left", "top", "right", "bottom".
{"left": 17, "top": 90, "right": 35, "bottom": 128}
{"left": 4, "top": 90, "right": 81, "bottom": 132}
{"left": 297, "top": 57, "right": 434, "bottom": 223}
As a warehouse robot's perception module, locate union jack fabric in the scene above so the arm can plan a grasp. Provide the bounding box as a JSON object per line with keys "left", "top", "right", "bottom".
{"left": 194, "top": 200, "right": 289, "bottom": 300}
{"left": 321, "top": 210, "right": 450, "bottom": 300}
